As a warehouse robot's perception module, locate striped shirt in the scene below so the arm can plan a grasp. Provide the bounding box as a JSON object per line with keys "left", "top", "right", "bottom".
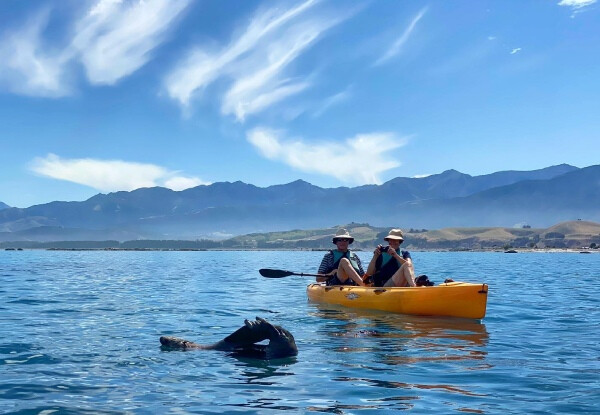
{"left": 318, "top": 250, "right": 365, "bottom": 276}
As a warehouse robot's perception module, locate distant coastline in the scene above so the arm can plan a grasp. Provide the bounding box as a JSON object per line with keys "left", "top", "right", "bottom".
{"left": 3, "top": 247, "right": 598, "bottom": 254}
{"left": 2, "top": 220, "right": 599, "bottom": 252}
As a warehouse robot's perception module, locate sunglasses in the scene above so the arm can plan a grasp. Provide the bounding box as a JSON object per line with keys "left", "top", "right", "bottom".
{"left": 335, "top": 238, "right": 350, "bottom": 242}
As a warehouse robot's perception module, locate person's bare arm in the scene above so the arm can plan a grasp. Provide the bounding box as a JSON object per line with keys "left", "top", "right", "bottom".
{"left": 366, "top": 246, "right": 381, "bottom": 276}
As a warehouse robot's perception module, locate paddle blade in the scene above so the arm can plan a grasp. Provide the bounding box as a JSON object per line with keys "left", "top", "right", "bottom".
{"left": 259, "top": 268, "right": 294, "bottom": 278}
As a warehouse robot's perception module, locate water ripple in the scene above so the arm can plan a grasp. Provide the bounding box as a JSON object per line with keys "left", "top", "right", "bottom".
{"left": 0, "top": 250, "right": 598, "bottom": 414}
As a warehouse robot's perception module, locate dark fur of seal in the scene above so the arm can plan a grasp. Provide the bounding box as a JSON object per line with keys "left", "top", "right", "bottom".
{"left": 159, "top": 317, "right": 298, "bottom": 359}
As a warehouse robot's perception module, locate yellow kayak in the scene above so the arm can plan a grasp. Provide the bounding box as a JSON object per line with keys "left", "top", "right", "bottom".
{"left": 306, "top": 281, "right": 488, "bottom": 319}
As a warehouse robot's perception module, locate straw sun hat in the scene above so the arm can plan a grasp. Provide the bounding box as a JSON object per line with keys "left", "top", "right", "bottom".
{"left": 332, "top": 228, "right": 354, "bottom": 244}
{"left": 384, "top": 228, "right": 404, "bottom": 241}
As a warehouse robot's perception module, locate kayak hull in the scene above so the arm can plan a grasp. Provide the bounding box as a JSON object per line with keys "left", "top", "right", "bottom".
{"left": 306, "top": 281, "right": 488, "bottom": 319}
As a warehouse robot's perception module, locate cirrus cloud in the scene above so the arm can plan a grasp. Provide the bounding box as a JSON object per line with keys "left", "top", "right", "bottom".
{"left": 373, "top": 7, "right": 427, "bottom": 67}
{"left": 164, "top": 0, "right": 320, "bottom": 108}
{"left": 30, "top": 154, "right": 208, "bottom": 192}
{"left": 165, "top": 0, "right": 353, "bottom": 121}
{"left": 558, "top": 0, "right": 596, "bottom": 9}
{"left": 0, "top": 9, "right": 71, "bottom": 97}
{"left": 0, "top": 0, "right": 191, "bottom": 96}
{"left": 71, "top": 0, "right": 191, "bottom": 85}
{"left": 247, "top": 128, "right": 406, "bottom": 184}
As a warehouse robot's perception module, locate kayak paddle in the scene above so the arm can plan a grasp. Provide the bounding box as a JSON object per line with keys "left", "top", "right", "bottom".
{"left": 259, "top": 268, "right": 323, "bottom": 278}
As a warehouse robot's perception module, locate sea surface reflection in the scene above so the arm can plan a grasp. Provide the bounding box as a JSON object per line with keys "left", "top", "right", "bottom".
{"left": 303, "top": 304, "right": 490, "bottom": 411}
{"left": 1, "top": 250, "right": 598, "bottom": 414}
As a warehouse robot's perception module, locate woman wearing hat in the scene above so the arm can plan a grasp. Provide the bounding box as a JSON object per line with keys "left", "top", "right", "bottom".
{"left": 365, "top": 229, "right": 416, "bottom": 287}
{"left": 316, "top": 228, "right": 367, "bottom": 286}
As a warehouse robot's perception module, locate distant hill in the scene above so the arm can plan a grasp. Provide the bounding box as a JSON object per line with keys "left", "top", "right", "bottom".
{"left": 2, "top": 221, "right": 598, "bottom": 250}
{"left": 226, "top": 220, "right": 600, "bottom": 250}
{"left": 0, "top": 202, "right": 9, "bottom": 210}
{"left": 0, "top": 164, "right": 598, "bottom": 241}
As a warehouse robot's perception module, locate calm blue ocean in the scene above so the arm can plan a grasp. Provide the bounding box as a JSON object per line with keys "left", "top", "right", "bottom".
{"left": 1, "top": 250, "right": 599, "bottom": 414}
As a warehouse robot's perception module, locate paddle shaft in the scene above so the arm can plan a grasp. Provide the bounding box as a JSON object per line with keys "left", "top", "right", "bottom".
{"left": 288, "top": 272, "right": 322, "bottom": 277}
{"left": 259, "top": 268, "right": 325, "bottom": 278}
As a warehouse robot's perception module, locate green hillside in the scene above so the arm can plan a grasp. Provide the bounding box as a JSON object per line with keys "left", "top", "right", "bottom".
{"left": 2, "top": 221, "right": 598, "bottom": 250}
{"left": 229, "top": 220, "right": 600, "bottom": 250}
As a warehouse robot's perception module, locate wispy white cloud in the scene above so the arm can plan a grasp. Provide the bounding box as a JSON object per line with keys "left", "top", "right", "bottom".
{"left": 71, "top": 0, "right": 191, "bottom": 85}
{"left": 220, "top": 23, "right": 320, "bottom": 121}
{"left": 165, "top": 0, "right": 320, "bottom": 107}
{"left": 558, "top": 0, "right": 596, "bottom": 9}
{"left": 247, "top": 128, "right": 405, "bottom": 184}
{"left": 0, "top": 10, "right": 71, "bottom": 97}
{"left": 558, "top": 0, "right": 596, "bottom": 17}
{"left": 510, "top": 47, "right": 522, "bottom": 55}
{"left": 165, "top": 0, "right": 350, "bottom": 121}
{"left": 311, "top": 86, "right": 352, "bottom": 118}
{"left": 30, "top": 154, "right": 208, "bottom": 192}
{"left": 0, "top": 0, "right": 190, "bottom": 96}
{"left": 373, "top": 8, "right": 427, "bottom": 67}
{"left": 413, "top": 174, "right": 431, "bottom": 179}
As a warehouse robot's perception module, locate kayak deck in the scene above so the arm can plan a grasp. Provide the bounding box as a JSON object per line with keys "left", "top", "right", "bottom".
{"left": 306, "top": 281, "right": 488, "bottom": 319}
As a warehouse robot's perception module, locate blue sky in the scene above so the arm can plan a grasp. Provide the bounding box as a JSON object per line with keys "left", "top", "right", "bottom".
{"left": 0, "top": 0, "right": 598, "bottom": 208}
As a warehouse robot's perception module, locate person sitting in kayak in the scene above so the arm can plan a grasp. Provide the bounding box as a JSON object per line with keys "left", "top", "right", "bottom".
{"left": 365, "top": 228, "right": 416, "bottom": 287}
{"left": 316, "top": 228, "right": 367, "bottom": 286}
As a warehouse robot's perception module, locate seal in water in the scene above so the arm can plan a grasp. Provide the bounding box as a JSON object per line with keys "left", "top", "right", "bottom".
{"left": 159, "top": 317, "right": 297, "bottom": 359}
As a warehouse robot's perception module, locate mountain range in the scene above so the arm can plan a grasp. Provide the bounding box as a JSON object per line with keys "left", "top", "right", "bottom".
{"left": 1, "top": 163, "right": 598, "bottom": 242}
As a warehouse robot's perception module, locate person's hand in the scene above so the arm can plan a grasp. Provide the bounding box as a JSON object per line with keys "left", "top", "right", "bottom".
{"left": 373, "top": 246, "right": 382, "bottom": 256}
{"left": 317, "top": 271, "right": 335, "bottom": 279}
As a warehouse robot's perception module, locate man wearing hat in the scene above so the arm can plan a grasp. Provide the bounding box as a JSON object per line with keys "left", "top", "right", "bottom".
{"left": 365, "top": 228, "right": 416, "bottom": 287}
{"left": 316, "top": 228, "right": 367, "bottom": 286}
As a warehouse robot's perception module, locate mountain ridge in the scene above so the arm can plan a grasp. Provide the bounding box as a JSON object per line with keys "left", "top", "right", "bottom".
{"left": 0, "top": 164, "right": 597, "bottom": 241}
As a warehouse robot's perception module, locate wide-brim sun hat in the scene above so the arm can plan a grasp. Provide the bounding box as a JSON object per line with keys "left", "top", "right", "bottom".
{"left": 384, "top": 228, "right": 404, "bottom": 241}
{"left": 332, "top": 228, "right": 354, "bottom": 244}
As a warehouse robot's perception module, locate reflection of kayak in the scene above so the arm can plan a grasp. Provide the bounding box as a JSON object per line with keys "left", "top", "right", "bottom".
{"left": 306, "top": 281, "right": 488, "bottom": 319}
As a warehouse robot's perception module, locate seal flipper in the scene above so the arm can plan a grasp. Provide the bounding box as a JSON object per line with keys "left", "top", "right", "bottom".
{"left": 221, "top": 317, "right": 271, "bottom": 346}
{"left": 261, "top": 320, "right": 298, "bottom": 359}
{"left": 225, "top": 317, "right": 293, "bottom": 359}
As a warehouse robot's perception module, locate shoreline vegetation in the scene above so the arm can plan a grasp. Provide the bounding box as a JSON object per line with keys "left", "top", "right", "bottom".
{"left": 3, "top": 248, "right": 598, "bottom": 253}
{"left": 1, "top": 220, "right": 599, "bottom": 252}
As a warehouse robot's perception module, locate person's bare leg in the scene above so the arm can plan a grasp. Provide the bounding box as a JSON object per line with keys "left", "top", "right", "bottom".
{"left": 384, "top": 263, "right": 416, "bottom": 287}
{"left": 337, "top": 258, "right": 365, "bottom": 286}
{"left": 403, "top": 262, "right": 416, "bottom": 286}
